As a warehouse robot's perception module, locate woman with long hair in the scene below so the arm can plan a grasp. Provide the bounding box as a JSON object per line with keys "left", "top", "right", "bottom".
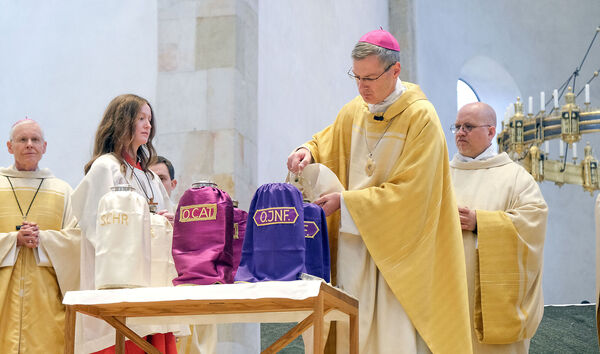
{"left": 83, "top": 94, "right": 157, "bottom": 175}
{"left": 72, "top": 94, "right": 182, "bottom": 353}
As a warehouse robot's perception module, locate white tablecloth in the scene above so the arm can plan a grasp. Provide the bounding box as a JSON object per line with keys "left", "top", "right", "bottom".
{"left": 63, "top": 280, "right": 350, "bottom": 325}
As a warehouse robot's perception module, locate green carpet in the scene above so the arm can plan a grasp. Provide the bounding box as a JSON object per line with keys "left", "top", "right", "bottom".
{"left": 261, "top": 304, "right": 600, "bottom": 353}
{"left": 530, "top": 304, "right": 599, "bottom": 353}
{"left": 261, "top": 323, "right": 304, "bottom": 353}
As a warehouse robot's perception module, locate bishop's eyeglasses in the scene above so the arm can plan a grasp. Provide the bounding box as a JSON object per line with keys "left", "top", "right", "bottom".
{"left": 450, "top": 123, "right": 492, "bottom": 134}
{"left": 347, "top": 62, "right": 396, "bottom": 82}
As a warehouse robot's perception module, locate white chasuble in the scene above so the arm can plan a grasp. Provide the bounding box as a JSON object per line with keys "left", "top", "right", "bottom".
{"left": 451, "top": 152, "right": 547, "bottom": 354}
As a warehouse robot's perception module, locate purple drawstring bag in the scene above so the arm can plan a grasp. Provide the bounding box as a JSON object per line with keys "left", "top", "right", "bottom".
{"left": 231, "top": 204, "right": 247, "bottom": 278}
{"left": 172, "top": 184, "right": 234, "bottom": 285}
{"left": 234, "top": 183, "right": 306, "bottom": 282}
{"left": 303, "top": 202, "right": 330, "bottom": 282}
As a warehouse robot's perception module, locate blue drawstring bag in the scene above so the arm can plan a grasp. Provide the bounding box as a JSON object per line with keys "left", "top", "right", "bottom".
{"left": 303, "top": 202, "right": 330, "bottom": 282}
{"left": 235, "top": 183, "right": 306, "bottom": 282}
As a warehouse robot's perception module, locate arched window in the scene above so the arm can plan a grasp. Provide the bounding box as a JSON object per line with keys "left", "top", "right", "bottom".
{"left": 457, "top": 79, "right": 480, "bottom": 110}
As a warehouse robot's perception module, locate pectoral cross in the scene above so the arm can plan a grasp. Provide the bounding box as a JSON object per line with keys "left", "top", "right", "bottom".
{"left": 148, "top": 198, "right": 158, "bottom": 213}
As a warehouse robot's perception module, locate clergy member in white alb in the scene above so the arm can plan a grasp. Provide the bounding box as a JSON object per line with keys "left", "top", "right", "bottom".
{"left": 450, "top": 102, "right": 548, "bottom": 354}
{"left": 0, "top": 119, "right": 80, "bottom": 353}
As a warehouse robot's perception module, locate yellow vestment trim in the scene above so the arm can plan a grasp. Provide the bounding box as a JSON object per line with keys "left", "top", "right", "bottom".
{"left": 476, "top": 210, "right": 539, "bottom": 344}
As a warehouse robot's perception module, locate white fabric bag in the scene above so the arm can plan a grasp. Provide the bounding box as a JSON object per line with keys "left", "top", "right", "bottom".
{"left": 150, "top": 213, "right": 178, "bottom": 287}
{"left": 94, "top": 186, "right": 151, "bottom": 289}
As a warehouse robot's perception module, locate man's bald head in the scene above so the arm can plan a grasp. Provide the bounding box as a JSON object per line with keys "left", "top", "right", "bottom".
{"left": 458, "top": 102, "right": 497, "bottom": 126}
{"left": 7, "top": 119, "right": 47, "bottom": 171}
{"left": 454, "top": 102, "right": 497, "bottom": 158}
{"left": 9, "top": 119, "right": 44, "bottom": 141}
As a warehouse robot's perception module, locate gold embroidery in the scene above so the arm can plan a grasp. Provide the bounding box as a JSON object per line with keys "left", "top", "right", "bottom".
{"left": 99, "top": 212, "right": 129, "bottom": 226}
{"left": 304, "top": 221, "right": 319, "bottom": 238}
{"left": 179, "top": 203, "right": 217, "bottom": 222}
{"left": 253, "top": 207, "right": 299, "bottom": 226}
{"left": 233, "top": 223, "right": 239, "bottom": 239}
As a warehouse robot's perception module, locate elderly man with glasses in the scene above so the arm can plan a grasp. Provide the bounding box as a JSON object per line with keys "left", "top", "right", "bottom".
{"left": 287, "top": 29, "right": 472, "bottom": 353}
{"left": 450, "top": 102, "right": 548, "bottom": 353}
{"left": 0, "top": 119, "right": 80, "bottom": 353}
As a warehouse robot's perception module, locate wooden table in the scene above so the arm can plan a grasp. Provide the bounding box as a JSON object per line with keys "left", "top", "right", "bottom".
{"left": 63, "top": 280, "right": 358, "bottom": 354}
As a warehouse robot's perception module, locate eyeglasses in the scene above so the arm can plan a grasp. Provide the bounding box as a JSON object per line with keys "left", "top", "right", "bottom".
{"left": 12, "top": 137, "right": 44, "bottom": 145}
{"left": 347, "top": 62, "right": 396, "bottom": 82}
{"left": 450, "top": 123, "right": 492, "bottom": 134}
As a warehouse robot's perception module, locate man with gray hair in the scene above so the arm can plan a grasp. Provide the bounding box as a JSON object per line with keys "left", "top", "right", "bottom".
{"left": 450, "top": 102, "right": 547, "bottom": 353}
{"left": 287, "top": 29, "right": 471, "bottom": 353}
{"left": 0, "top": 118, "right": 80, "bottom": 352}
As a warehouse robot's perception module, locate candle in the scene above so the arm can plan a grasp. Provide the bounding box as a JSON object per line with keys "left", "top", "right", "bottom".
{"left": 573, "top": 142, "right": 578, "bottom": 159}
{"left": 528, "top": 96, "right": 533, "bottom": 114}
{"left": 560, "top": 140, "right": 564, "bottom": 157}
{"left": 553, "top": 89, "right": 559, "bottom": 108}
{"left": 540, "top": 91, "right": 545, "bottom": 111}
{"left": 545, "top": 141, "right": 549, "bottom": 154}
{"left": 585, "top": 84, "right": 590, "bottom": 103}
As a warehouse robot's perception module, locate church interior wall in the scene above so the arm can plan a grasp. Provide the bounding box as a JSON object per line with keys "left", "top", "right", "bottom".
{"left": 155, "top": 0, "right": 258, "bottom": 210}
{"left": 257, "top": 0, "right": 389, "bottom": 185}
{"left": 0, "top": 0, "right": 158, "bottom": 188}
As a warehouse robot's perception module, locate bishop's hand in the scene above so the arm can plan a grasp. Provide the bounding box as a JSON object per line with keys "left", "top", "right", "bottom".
{"left": 314, "top": 192, "right": 341, "bottom": 217}
{"left": 287, "top": 148, "right": 312, "bottom": 174}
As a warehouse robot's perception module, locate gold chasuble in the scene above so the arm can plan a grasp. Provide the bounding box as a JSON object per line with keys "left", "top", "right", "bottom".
{"left": 0, "top": 165, "right": 80, "bottom": 354}
{"left": 450, "top": 153, "right": 547, "bottom": 353}
{"left": 304, "top": 83, "right": 472, "bottom": 353}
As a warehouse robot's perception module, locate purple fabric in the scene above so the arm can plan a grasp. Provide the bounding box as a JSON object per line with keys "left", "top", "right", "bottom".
{"left": 303, "top": 202, "right": 330, "bottom": 282}
{"left": 234, "top": 183, "right": 306, "bottom": 282}
{"left": 172, "top": 186, "right": 233, "bottom": 285}
{"left": 359, "top": 29, "right": 400, "bottom": 51}
{"left": 231, "top": 207, "right": 247, "bottom": 278}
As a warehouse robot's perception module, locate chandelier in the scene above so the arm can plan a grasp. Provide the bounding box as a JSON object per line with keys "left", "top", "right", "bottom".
{"left": 497, "top": 27, "right": 600, "bottom": 195}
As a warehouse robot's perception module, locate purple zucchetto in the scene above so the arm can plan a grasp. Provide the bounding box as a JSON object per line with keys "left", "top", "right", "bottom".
{"left": 358, "top": 29, "right": 400, "bottom": 52}
{"left": 12, "top": 117, "right": 36, "bottom": 127}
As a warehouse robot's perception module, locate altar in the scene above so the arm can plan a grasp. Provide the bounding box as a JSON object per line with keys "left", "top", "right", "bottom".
{"left": 63, "top": 280, "right": 358, "bottom": 353}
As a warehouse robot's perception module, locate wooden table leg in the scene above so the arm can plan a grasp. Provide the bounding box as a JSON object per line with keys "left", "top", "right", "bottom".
{"left": 349, "top": 311, "right": 358, "bottom": 354}
{"left": 104, "top": 316, "right": 160, "bottom": 354}
{"left": 115, "top": 316, "right": 125, "bottom": 354}
{"left": 262, "top": 314, "right": 315, "bottom": 354}
{"left": 314, "top": 294, "right": 324, "bottom": 353}
{"left": 262, "top": 308, "right": 335, "bottom": 354}
{"left": 64, "top": 306, "right": 76, "bottom": 354}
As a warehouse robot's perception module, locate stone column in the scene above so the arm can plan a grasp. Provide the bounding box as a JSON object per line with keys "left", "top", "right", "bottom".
{"left": 389, "top": 0, "right": 417, "bottom": 83}
{"left": 156, "top": 0, "right": 257, "bottom": 210}
{"left": 156, "top": 2, "right": 260, "bottom": 352}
